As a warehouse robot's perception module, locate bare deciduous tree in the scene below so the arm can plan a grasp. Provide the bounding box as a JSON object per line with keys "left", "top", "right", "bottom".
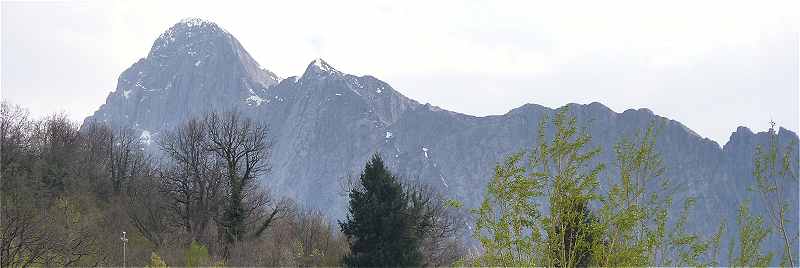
{"left": 203, "top": 111, "right": 284, "bottom": 252}
{"left": 159, "top": 118, "right": 224, "bottom": 245}
{"left": 407, "top": 183, "right": 468, "bottom": 267}
{"left": 109, "top": 127, "right": 149, "bottom": 194}
{"left": 127, "top": 174, "right": 172, "bottom": 248}
{"left": 157, "top": 111, "right": 287, "bottom": 259}
{"left": 1, "top": 102, "right": 32, "bottom": 176}
{"left": 0, "top": 192, "right": 50, "bottom": 267}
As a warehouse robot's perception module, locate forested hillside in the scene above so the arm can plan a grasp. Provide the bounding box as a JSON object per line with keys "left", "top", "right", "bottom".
{"left": 3, "top": 102, "right": 797, "bottom": 266}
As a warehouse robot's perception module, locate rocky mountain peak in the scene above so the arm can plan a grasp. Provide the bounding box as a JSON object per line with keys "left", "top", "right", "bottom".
{"left": 300, "top": 58, "right": 342, "bottom": 80}
{"left": 148, "top": 18, "right": 230, "bottom": 58}
{"left": 85, "top": 18, "right": 279, "bottom": 134}
{"left": 84, "top": 18, "right": 798, "bottom": 260}
{"left": 178, "top": 17, "right": 219, "bottom": 28}
{"left": 144, "top": 18, "right": 279, "bottom": 87}
{"left": 734, "top": 126, "right": 754, "bottom": 136}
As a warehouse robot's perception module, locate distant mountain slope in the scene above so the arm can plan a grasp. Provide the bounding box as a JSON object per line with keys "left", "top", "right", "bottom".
{"left": 85, "top": 18, "right": 798, "bottom": 262}
{"left": 84, "top": 18, "right": 279, "bottom": 141}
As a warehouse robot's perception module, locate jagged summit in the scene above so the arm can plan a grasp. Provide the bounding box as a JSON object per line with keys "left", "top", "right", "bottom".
{"left": 725, "top": 125, "right": 799, "bottom": 148}
{"left": 300, "top": 58, "right": 342, "bottom": 79}
{"left": 171, "top": 17, "right": 226, "bottom": 35}
{"left": 85, "top": 17, "right": 799, "bottom": 257}
{"left": 143, "top": 18, "right": 279, "bottom": 86}
{"left": 148, "top": 18, "right": 232, "bottom": 59}
{"left": 85, "top": 18, "right": 279, "bottom": 133}
{"left": 178, "top": 17, "right": 219, "bottom": 28}
{"left": 734, "top": 126, "right": 754, "bottom": 135}
{"left": 778, "top": 126, "right": 797, "bottom": 137}
{"left": 310, "top": 58, "right": 332, "bottom": 69}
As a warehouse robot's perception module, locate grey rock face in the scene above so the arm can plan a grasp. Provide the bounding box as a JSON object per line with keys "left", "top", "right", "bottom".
{"left": 85, "top": 19, "right": 797, "bottom": 262}
{"left": 84, "top": 18, "right": 279, "bottom": 143}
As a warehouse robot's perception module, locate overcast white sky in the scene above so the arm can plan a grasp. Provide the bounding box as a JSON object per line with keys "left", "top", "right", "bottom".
{"left": 2, "top": 0, "right": 798, "bottom": 144}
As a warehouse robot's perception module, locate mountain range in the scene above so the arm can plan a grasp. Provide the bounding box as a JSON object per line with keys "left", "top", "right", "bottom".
{"left": 84, "top": 18, "right": 798, "bottom": 256}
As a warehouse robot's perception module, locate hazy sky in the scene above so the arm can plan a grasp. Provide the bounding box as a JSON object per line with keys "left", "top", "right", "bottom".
{"left": 2, "top": 0, "right": 798, "bottom": 145}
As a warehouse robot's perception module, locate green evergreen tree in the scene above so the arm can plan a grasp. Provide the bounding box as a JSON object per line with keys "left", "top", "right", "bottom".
{"left": 339, "top": 154, "right": 422, "bottom": 267}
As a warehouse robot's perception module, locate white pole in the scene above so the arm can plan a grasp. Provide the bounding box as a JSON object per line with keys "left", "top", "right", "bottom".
{"left": 121, "top": 231, "right": 128, "bottom": 268}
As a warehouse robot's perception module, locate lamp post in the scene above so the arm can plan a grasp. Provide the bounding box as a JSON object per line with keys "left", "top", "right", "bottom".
{"left": 121, "top": 231, "right": 128, "bottom": 268}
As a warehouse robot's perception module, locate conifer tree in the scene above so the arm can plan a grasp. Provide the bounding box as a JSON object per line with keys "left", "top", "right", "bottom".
{"left": 339, "top": 154, "right": 422, "bottom": 267}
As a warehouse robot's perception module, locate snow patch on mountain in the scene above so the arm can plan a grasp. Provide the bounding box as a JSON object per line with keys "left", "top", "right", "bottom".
{"left": 140, "top": 130, "right": 152, "bottom": 145}
{"left": 301, "top": 58, "right": 343, "bottom": 79}
{"left": 246, "top": 95, "right": 265, "bottom": 106}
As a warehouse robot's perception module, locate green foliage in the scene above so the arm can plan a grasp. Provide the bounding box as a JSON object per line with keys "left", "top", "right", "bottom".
{"left": 471, "top": 152, "right": 543, "bottom": 266}
{"left": 730, "top": 202, "right": 773, "bottom": 266}
{"left": 146, "top": 252, "right": 168, "bottom": 267}
{"left": 445, "top": 199, "right": 463, "bottom": 209}
{"left": 186, "top": 240, "right": 210, "bottom": 267}
{"left": 44, "top": 194, "right": 103, "bottom": 266}
{"left": 537, "top": 109, "right": 603, "bottom": 267}
{"left": 469, "top": 111, "right": 735, "bottom": 267}
{"left": 662, "top": 198, "right": 721, "bottom": 266}
{"left": 592, "top": 122, "right": 720, "bottom": 267}
{"left": 339, "top": 154, "right": 423, "bottom": 267}
{"left": 751, "top": 122, "right": 798, "bottom": 266}
{"left": 593, "top": 123, "right": 664, "bottom": 266}
{"left": 469, "top": 107, "right": 603, "bottom": 267}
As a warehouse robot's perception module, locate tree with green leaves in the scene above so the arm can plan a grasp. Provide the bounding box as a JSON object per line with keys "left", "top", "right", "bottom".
{"left": 146, "top": 252, "right": 168, "bottom": 267}
{"left": 470, "top": 109, "right": 730, "bottom": 267}
{"left": 593, "top": 122, "right": 722, "bottom": 266}
{"left": 471, "top": 152, "right": 543, "bottom": 266}
{"left": 729, "top": 201, "right": 773, "bottom": 266}
{"left": 593, "top": 123, "right": 666, "bottom": 266}
{"left": 470, "top": 107, "right": 603, "bottom": 267}
{"left": 185, "top": 240, "right": 210, "bottom": 267}
{"left": 752, "top": 122, "right": 798, "bottom": 266}
{"left": 663, "top": 197, "right": 725, "bottom": 266}
{"left": 339, "top": 154, "right": 422, "bottom": 267}
{"left": 536, "top": 109, "right": 603, "bottom": 267}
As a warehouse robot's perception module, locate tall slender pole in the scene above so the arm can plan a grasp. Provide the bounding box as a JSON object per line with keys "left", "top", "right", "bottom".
{"left": 121, "top": 231, "right": 128, "bottom": 268}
